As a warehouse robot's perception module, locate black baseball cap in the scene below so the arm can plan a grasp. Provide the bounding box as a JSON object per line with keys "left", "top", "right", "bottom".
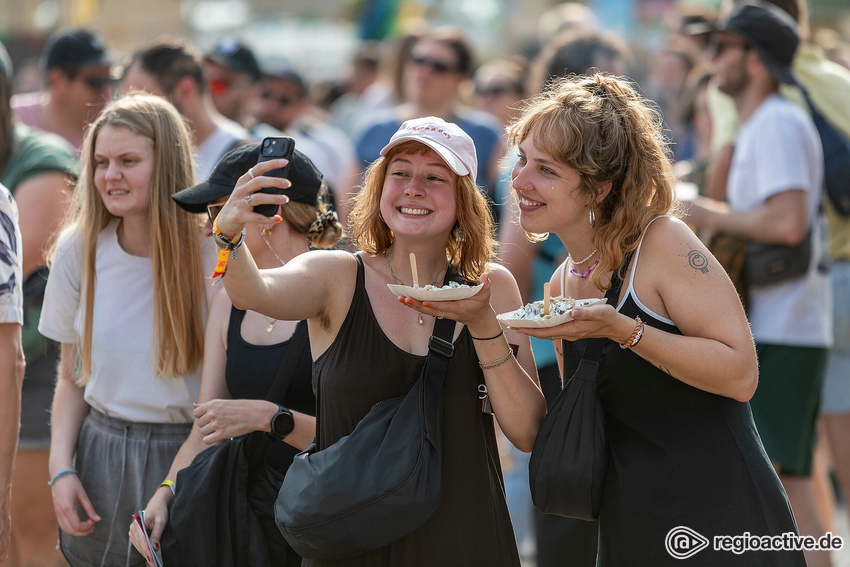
{"left": 262, "top": 61, "right": 307, "bottom": 97}
{"left": 204, "top": 38, "right": 262, "bottom": 82}
{"left": 42, "top": 28, "right": 110, "bottom": 72}
{"left": 172, "top": 141, "right": 324, "bottom": 213}
{"left": 719, "top": 2, "right": 799, "bottom": 85}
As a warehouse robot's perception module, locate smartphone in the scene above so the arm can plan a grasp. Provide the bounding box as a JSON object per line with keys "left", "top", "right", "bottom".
{"left": 132, "top": 510, "right": 164, "bottom": 567}
{"left": 254, "top": 136, "right": 295, "bottom": 217}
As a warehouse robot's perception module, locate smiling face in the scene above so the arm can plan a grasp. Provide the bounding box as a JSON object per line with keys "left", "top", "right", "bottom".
{"left": 93, "top": 125, "right": 156, "bottom": 224}
{"left": 379, "top": 145, "right": 459, "bottom": 240}
{"left": 511, "top": 133, "right": 590, "bottom": 237}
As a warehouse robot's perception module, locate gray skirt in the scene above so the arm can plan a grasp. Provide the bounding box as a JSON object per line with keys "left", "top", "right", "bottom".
{"left": 59, "top": 408, "right": 191, "bottom": 567}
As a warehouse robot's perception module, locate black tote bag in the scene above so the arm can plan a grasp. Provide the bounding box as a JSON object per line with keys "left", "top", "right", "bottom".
{"left": 528, "top": 338, "right": 608, "bottom": 520}
{"left": 528, "top": 279, "right": 621, "bottom": 521}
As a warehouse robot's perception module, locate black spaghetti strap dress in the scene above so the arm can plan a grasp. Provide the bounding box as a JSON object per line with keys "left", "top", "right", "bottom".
{"left": 303, "top": 255, "right": 520, "bottom": 567}
{"left": 580, "top": 258, "right": 804, "bottom": 566}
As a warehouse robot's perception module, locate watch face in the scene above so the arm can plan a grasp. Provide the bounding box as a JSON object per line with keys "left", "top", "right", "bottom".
{"left": 272, "top": 408, "right": 295, "bottom": 438}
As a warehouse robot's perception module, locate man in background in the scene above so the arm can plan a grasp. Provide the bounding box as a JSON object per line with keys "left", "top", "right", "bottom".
{"left": 12, "top": 27, "right": 112, "bottom": 153}
{"left": 120, "top": 37, "right": 252, "bottom": 181}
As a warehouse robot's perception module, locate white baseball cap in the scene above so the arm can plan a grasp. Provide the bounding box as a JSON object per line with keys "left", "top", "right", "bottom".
{"left": 380, "top": 116, "right": 478, "bottom": 180}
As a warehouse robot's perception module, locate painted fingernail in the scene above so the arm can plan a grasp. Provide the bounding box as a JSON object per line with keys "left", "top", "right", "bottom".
{"left": 281, "top": 195, "right": 290, "bottom": 203}
{"left": 423, "top": 302, "right": 433, "bottom": 308}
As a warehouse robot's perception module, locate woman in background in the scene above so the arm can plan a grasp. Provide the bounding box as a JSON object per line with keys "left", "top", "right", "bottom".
{"left": 39, "top": 93, "right": 210, "bottom": 567}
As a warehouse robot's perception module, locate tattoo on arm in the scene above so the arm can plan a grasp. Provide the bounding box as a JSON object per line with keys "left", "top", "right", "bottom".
{"left": 687, "top": 250, "right": 709, "bottom": 274}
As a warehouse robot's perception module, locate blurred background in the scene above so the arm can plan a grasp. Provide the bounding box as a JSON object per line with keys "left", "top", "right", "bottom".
{"left": 1, "top": 0, "right": 848, "bottom": 95}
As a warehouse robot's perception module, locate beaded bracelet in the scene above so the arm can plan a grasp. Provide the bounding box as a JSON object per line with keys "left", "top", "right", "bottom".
{"left": 478, "top": 350, "right": 514, "bottom": 370}
{"left": 160, "top": 479, "right": 176, "bottom": 496}
{"left": 469, "top": 329, "right": 504, "bottom": 341}
{"left": 620, "top": 316, "right": 644, "bottom": 349}
{"left": 48, "top": 469, "right": 77, "bottom": 486}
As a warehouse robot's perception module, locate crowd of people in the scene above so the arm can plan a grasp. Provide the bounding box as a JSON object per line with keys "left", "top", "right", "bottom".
{"left": 1, "top": 0, "right": 849, "bottom": 565}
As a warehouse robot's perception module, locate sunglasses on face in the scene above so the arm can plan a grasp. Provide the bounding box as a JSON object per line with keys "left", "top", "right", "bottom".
{"left": 208, "top": 78, "right": 230, "bottom": 96}
{"left": 409, "top": 54, "right": 458, "bottom": 75}
{"left": 711, "top": 38, "right": 750, "bottom": 57}
{"left": 206, "top": 203, "right": 225, "bottom": 224}
{"left": 475, "top": 84, "right": 515, "bottom": 97}
{"left": 81, "top": 76, "right": 111, "bottom": 91}
{"left": 261, "top": 90, "right": 295, "bottom": 107}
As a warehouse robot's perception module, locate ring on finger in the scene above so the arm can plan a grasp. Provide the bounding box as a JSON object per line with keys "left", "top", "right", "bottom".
{"left": 437, "top": 312, "right": 445, "bottom": 319}
{"left": 248, "top": 167, "right": 255, "bottom": 179}
{"left": 244, "top": 195, "right": 253, "bottom": 205}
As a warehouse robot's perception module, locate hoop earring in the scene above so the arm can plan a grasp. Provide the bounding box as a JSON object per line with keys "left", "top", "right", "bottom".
{"left": 262, "top": 224, "right": 274, "bottom": 237}
{"left": 588, "top": 206, "right": 596, "bottom": 228}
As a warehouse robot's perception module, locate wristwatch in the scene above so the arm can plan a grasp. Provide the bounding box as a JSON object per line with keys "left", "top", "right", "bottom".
{"left": 269, "top": 405, "right": 295, "bottom": 440}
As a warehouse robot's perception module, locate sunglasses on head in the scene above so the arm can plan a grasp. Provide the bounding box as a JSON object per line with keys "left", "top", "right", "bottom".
{"left": 206, "top": 203, "right": 225, "bottom": 223}
{"left": 261, "top": 90, "right": 295, "bottom": 106}
{"left": 81, "top": 76, "right": 111, "bottom": 90}
{"left": 208, "top": 78, "right": 230, "bottom": 96}
{"left": 409, "top": 54, "right": 457, "bottom": 74}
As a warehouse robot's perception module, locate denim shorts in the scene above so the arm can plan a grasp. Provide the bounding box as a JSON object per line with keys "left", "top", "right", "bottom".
{"left": 59, "top": 409, "right": 191, "bottom": 567}
{"left": 822, "top": 260, "right": 850, "bottom": 414}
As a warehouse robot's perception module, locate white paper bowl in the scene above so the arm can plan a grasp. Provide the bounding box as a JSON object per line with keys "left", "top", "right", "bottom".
{"left": 497, "top": 298, "right": 608, "bottom": 328}
{"left": 387, "top": 283, "right": 484, "bottom": 301}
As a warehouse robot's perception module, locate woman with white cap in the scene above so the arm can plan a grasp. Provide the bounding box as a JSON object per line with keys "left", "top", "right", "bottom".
{"left": 212, "top": 116, "right": 545, "bottom": 565}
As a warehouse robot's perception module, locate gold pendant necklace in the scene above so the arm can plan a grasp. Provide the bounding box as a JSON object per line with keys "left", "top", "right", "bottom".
{"left": 260, "top": 226, "right": 287, "bottom": 332}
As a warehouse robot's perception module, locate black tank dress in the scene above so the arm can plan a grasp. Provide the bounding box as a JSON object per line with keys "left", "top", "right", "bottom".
{"left": 225, "top": 308, "right": 315, "bottom": 472}
{"left": 303, "top": 254, "right": 520, "bottom": 567}
{"left": 578, "top": 239, "right": 804, "bottom": 565}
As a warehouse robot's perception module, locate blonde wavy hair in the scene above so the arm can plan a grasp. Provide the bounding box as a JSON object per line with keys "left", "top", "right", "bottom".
{"left": 349, "top": 140, "right": 496, "bottom": 282}
{"left": 507, "top": 74, "right": 679, "bottom": 290}
{"left": 57, "top": 93, "right": 205, "bottom": 384}
{"left": 278, "top": 183, "right": 344, "bottom": 249}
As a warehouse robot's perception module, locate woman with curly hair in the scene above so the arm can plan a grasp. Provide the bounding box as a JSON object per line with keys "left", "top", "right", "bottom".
{"left": 212, "top": 116, "right": 545, "bottom": 565}
{"left": 507, "top": 74, "right": 803, "bottom": 566}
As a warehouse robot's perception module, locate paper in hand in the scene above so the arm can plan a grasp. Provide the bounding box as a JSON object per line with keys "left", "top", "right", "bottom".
{"left": 132, "top": 510, "right": 164, "bottom": 567}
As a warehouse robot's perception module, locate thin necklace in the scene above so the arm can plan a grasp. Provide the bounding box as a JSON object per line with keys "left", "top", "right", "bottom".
{"left": 384, "top": 250, "right": 448, "bottom": 325}
{"left": 259, "top": 227, "right": 286, "bottom": 333}
{"left": 570, "top": 248, "right": 598, "bottom": 265}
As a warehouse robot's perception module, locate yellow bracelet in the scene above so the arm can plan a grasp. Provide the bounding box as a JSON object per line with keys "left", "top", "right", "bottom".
{"left": 160, "top": 479, "right": 176, "bottom": 496}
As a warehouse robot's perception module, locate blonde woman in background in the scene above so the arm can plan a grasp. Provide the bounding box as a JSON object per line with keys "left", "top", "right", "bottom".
{"left": 39, "top": 93, "right": 212, "bottom": 567}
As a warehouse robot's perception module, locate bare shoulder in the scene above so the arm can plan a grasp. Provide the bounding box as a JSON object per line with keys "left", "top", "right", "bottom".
{"left": 485, "top": 261, "right": 519, "bottom": 290}
{"left": 640, "top": 216, "right": 711, "bottom": 267}
{"left": 485, "top": 262, "right": 524, "bottom": 310}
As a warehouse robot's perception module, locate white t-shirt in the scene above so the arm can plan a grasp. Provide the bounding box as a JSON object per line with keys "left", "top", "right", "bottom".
{"left": 0, "top": 184, "right": 22, "bottom": 325}
{"left": 195, "top": 119, "right": 251, "bottom": 182}
{"left": 39, "top": 219, "right": 208, "bottom": 422}
{"left": 727, "top": 94, "right": 832, "bottom": 348}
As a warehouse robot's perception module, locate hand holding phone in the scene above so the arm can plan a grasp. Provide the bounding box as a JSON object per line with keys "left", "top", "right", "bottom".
{"left": 132, "top": 510, "right": 164, "bottom": 567}
{"left": 254, "top": 136, "right": 295, "bottom": 217}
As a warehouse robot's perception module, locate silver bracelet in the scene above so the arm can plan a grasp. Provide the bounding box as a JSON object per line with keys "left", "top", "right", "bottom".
{"left": 478, "top": 350, "right": 514, "bottom": 370}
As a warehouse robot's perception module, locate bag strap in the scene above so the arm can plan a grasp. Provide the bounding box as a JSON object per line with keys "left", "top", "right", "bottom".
{"left": 265, "top": 320, "right": 309, "bottom": 403}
